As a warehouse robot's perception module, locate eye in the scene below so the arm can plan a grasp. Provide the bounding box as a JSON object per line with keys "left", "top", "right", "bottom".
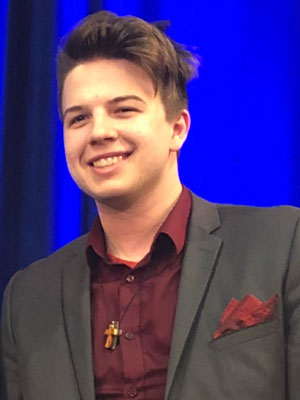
{"left": 68, "top": 114, "right": 88, "bottom": 127}
{"left": 114, "top": 107, "right": 139, "bottom": 116}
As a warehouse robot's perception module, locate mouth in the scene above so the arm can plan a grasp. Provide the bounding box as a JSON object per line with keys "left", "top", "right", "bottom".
{"left": 89, "top": 153, "right": 130, "bottom": 169}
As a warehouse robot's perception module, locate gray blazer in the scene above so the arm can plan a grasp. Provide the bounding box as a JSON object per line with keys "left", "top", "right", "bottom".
{"left": 1, "top": 194, "right": 300, "bottom": 400}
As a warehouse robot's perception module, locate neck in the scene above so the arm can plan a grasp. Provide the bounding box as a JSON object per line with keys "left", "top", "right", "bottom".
{"left": 96, "top": 181, "right": 182, "bottom": 262}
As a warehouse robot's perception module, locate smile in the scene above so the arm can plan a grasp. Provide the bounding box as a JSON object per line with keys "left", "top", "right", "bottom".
{"left": 92, "top": 154, "right": 127, "bottom": 168}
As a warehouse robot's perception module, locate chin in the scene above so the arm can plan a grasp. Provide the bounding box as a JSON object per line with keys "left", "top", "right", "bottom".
{"left": 75, "top": 175, "right": 127, "bottom": 200}
{"left": 84, "top": 184, "right": 134, "bottom": 206}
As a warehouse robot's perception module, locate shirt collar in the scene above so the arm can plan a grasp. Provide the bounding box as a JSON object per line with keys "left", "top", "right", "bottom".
{"left": 86, "top": 185, "right": 192, "bottom": 265}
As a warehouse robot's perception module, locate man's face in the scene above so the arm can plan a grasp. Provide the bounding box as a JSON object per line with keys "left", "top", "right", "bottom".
{"left": 62, "top": 58, "right": 189, "bottom": 206}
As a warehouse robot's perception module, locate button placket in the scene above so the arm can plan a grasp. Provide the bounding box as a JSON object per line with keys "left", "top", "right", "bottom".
{"left": 126, "top": 274, "right": 135, "bottom": 283}
{"left": 119, "top": 275, "right": 144, "bottom": 393}
{"left": 124, "top": 332, "right": 134, "bottom": 340}
{"left": 127, "top": 386, "right": 137, "bottom": 397}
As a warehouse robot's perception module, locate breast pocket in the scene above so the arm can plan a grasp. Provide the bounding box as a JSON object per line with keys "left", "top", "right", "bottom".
{"left": 209, "top": 318, "right": 280, "bottom": 353}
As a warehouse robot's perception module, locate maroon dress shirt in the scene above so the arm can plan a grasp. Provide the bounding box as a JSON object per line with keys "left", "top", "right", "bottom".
{"left": 86, "top": 187, "right": 191, "bottom": 399}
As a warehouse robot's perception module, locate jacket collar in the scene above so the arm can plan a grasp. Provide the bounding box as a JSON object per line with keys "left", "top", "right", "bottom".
{"left": 165, "top": 193, "right": 222, "bottom": 400}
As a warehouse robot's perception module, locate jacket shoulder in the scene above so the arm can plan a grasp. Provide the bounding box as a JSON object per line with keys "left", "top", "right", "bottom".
{"left": 4, "top": 234, "right": 89, "bottom": 298}
{"left": 216, "top": 202, "right": 300, "bottom": 230}
{"left": 191, "top": 192, "right": 300, "bottom": 235}
{"left": 25, "top": 233, "right": 88, "bottom": 272}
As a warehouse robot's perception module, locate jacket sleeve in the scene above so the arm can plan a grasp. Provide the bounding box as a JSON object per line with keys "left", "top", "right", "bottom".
{"left": 284, "top": 216, "right": 300, "bottom": 400}
{"left": 0, "top": 271, "right": 23, "bottom": 400}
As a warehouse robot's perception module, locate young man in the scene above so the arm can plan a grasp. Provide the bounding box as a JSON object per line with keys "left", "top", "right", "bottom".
{"left": 1, "top": 11, "right": 300, "bottom": 400}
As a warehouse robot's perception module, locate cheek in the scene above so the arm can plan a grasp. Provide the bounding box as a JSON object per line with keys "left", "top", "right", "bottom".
{"left": 63, "top": 131, "right": 84, "bottom": 161}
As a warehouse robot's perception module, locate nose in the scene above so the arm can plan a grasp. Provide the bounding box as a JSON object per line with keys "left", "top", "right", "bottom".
{"left": 89, "top": 111, "right": 118, "bottom": 144}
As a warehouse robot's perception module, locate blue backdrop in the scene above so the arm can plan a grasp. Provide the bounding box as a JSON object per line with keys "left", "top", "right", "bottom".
{"left": 1, "top": 0, "right": 300, "bottom": 298}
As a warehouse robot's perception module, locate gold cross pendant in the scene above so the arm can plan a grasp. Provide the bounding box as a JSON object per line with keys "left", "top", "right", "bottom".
{"left": 104, "top": 321, "right": 123, "bottom": 350}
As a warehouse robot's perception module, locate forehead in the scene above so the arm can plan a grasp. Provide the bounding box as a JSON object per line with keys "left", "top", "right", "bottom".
{"left": 62, "top": 58, "right": 156, "bottom": 110}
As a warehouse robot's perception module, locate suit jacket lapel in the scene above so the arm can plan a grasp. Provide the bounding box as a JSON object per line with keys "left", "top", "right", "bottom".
{"left": 165, "top": 194, "right": 222, "bottom": 400}
{"left": 62, "top": 247, "right": 95, "bottom": 400}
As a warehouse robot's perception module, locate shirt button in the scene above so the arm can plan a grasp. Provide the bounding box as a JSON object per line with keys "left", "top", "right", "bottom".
{"left": 127, "top": 387, "right": 137, "bottom": 397}
{"left": 124, "top": 332, "right": 134, "bottom": 340}
{"left": 126, "top": 274, "right": 135, "bottom": 283}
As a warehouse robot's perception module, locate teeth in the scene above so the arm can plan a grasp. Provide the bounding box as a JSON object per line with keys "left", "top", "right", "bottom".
{"left": 93, "top": 155, "right": 124, "bottom": 168}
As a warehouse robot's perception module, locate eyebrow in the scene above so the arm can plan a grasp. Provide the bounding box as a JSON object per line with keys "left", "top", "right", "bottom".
{"left": 107, "top": 95, "right": 146, "bottom": 105}
{"left": 63, "top": 105, "right": 84, "bottom": 121}
{"left": 63, "top": 95, "right": 146, "bottom": 121}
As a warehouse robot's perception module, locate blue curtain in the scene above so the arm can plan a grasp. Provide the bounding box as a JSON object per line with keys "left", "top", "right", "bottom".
{"left": 1, "top": 0, "right": 300, "bottom": 299}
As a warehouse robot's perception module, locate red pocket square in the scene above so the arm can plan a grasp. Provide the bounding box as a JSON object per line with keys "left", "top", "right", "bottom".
{"left": 213, "top": 294, "right": 278, "bottom": 339}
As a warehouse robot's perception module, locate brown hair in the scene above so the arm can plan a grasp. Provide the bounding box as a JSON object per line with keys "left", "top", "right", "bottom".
{"left": 57, "top": 11, "right": 199, "bottom": 120}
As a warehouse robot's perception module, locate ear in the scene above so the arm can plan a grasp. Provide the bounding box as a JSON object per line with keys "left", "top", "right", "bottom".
{"left": 170, "top": 109, "right": 191, "bottom": 152}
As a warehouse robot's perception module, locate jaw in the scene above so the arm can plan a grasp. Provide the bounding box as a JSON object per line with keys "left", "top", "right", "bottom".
{"left": 68, "top": 148, "right": 180, "bottom": 211}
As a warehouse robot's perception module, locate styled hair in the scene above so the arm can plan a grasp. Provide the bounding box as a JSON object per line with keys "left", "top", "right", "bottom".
{"left": 56, "top": 11, "right": 199, "bottom": 120}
